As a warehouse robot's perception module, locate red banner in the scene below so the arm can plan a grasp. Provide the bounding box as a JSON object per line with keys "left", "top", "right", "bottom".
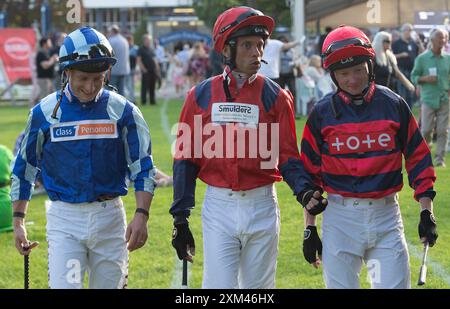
{"left": 0, "top": 28, "right": 36, "bottom": 83}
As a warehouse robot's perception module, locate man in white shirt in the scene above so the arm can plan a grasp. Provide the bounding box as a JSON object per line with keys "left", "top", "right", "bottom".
{"left": 258, "top": 38, "right": 299, "bottom": 84}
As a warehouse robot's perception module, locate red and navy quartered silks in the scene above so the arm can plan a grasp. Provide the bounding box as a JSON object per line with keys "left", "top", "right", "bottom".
{"left": 170, "top": 68, "right": 311, "bottom": 217}
{"left": 300, "top": 85, "right": 436, "bottom": 201}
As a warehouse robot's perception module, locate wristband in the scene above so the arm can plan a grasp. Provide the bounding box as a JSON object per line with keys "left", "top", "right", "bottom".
{"left": 13, "top": 212, "right": 26, "bottom": 218}
{"left": 135, "top": 208, "right": 149, "bottom": 217}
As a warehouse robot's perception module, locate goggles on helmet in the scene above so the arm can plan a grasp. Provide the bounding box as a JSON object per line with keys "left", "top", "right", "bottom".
{"left": 322, "top": 37, "right": 372, "bottom": 58}
{"left": 59, "top": 43, "right": 113, "bottom": 64}
{"left": 219, "top": 8, "right": 264, "bottom": 35}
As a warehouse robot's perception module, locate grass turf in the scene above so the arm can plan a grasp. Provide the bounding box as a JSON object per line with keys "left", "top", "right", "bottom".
{"left": 0, "top": 100, "right": 448, "bottom": 289}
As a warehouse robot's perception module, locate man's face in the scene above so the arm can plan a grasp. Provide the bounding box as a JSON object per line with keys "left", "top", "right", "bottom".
{"left": 43, "top": 39, "right": 52, "bottom": 50}
{"left": 144, "top": 36, "right": 151, "bottom": 47}
{"left": 333, "top": 62, "right": 369, "bottom": 96}
{"left": 402, "top": 28, "right": 412, "bottom": 40}
{"left": 225, "top": 35, "right": 264, "bottom": 75}
{"left": 67, "top": 69, "right": 106, "bottom": 102}
{"left": 432, "top": 30, "right": 447, "bottom": 51}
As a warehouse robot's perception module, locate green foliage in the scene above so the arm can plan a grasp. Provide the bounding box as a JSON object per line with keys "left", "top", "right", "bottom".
{"left": 1, "top": 0, "right": 79, "bottom": 33}
{"left": 133, "top": 17, "right": 149, "bottom": 47}
{"left": 193, "top": 0, "right": 292, "bottom": 30}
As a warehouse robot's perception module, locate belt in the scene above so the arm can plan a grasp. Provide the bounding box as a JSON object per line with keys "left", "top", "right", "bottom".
{"left": 206, "top": 184, "right": 275, "bottom": 199}
{"left": 327, "top": 194, "right": 398, "bottom": 207}
{"left": 96, "top": 194, "right": 118, "bottom": 202}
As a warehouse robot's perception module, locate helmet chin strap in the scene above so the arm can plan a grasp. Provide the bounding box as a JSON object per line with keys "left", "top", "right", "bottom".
{"left": 334, "top": 81, "right": 371, "bottom": 101}
{"left": 104, "top": 67, "right": 118, "bottom": 92}
{"left": 221, "top": 36, "right": 266, "bottom": 102}
{"left": 51, "top": 71, "right": 69, "bottom": 119}
{"left": 222, "top": 43, "right": 238, "bottom": 102}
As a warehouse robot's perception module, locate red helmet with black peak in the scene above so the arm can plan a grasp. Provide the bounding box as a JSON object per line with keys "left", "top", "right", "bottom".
{"left": 213, "top": 6, "right": 275, "bottom": 53}
{"left": 321, "top": 25, "right": 375, "bottom": 71}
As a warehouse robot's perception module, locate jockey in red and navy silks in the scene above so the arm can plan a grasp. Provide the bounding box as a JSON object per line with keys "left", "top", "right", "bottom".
{"left": 301, "top": 85, "right": 436, "bottom": 201}
{"left": 169, "top": 6, "right": 313, "bottom": 288}
{"left": 301, "top": 24, "right": 435, "bottom": 203}
{"left": 299, "top": 25, "right": 437, "bottom": 289}
{"left": 170, "top": 66, "right": 307, "bottom": 217}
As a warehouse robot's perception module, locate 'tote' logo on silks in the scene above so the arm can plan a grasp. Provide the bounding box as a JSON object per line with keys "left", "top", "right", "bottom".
{"left": 50, "top": 120, "right": 118, "bottom": 142}
{"left": 328, "top": 131, "right": 395, "bottom": 155}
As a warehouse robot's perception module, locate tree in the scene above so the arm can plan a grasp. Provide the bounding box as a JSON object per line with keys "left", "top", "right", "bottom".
{"left": 134, "top": 16, "right": 149, "bottom": 47}
{"left": 1, "top": 0, "right": 37, "bottom": 28}
{"left": 1, "top": 0, "right": 78, "bottom": 34}
{"left": 193, "top": 0, "right": 292, "bottom": 32}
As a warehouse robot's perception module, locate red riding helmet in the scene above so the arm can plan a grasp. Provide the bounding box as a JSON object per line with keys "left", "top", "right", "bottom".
{"left": 213, "top": 6, "right": 275, "bottom": 53}
{"left": 321, "top": 25, "right": 375, "bottom": 71}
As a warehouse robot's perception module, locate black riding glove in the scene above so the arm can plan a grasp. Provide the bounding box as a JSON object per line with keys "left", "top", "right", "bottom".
{"left": 418, "top": 209, "right": 438, "bottom": 247}
{"left": 172, "top": 216, "right": 195, "bottom": 260}
{"left": 297, "top": 189, "right": 328, "bottom": 216}
{"left": 303, "top": 225, "right": 322, "bottom": 264}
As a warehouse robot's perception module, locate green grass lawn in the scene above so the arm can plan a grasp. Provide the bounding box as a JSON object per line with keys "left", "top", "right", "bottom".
{"left": 0, "top": 99, "right": 449, "bottom": 289}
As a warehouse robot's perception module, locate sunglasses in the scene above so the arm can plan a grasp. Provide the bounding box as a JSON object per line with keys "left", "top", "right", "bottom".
{"left": 322, "top": 37, "right": 372, "bottom": 58}
{"left": 383, "top": 40, "right": 392, "bottom": 44}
